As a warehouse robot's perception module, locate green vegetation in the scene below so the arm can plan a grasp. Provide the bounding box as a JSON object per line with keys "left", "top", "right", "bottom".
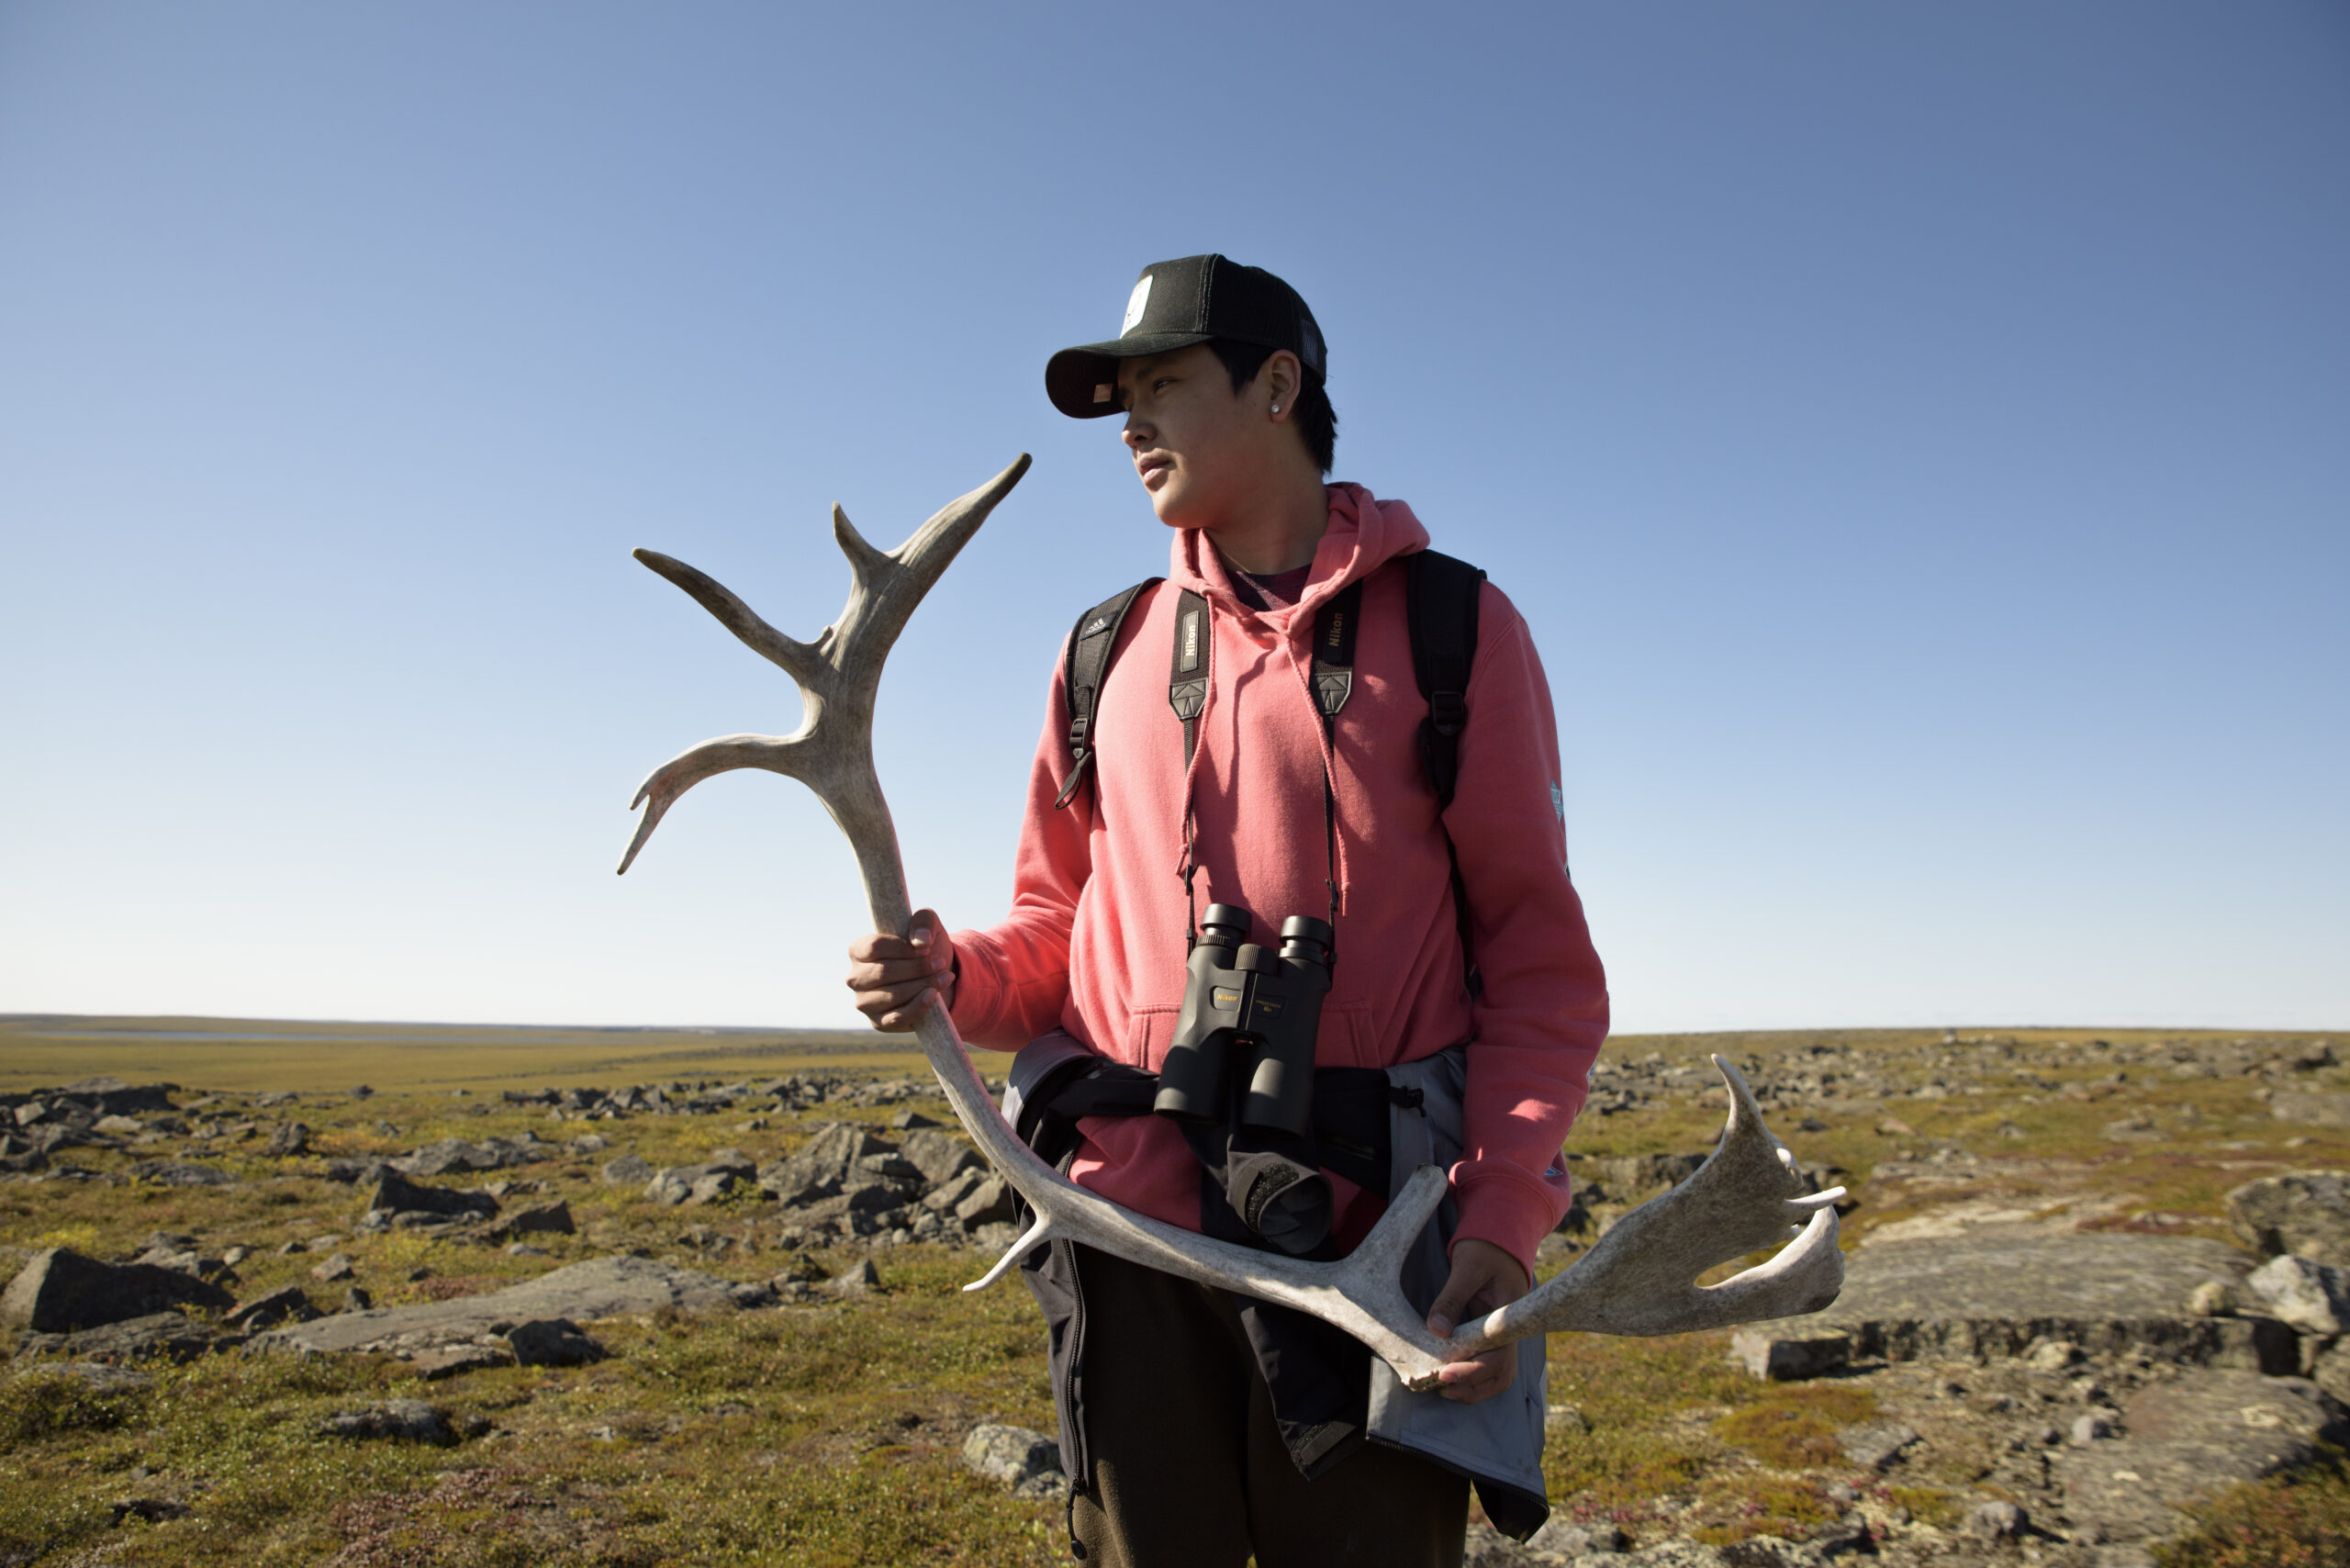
{"left": 2, "top": 1018, "right": 2343, "bottom": 1563}
{"left": 2160, "top": 1456, "right": 2350, "bottom": 1568}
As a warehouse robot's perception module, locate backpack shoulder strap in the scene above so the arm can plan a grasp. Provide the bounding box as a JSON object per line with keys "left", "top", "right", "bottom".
{"left": 1054, "top": 578, "right": 1160, "bottom": 810}
{"left": 1404, "top": 550, "right": 1486, "bottom": 808}
{"left": 1404, "top": 550, "right": 1488, "bottom": 997}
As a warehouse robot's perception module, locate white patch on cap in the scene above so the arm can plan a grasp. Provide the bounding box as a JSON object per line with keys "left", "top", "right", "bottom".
{"left": 1093, "top": 384, "right": 1113, "bottom": 404}
{"left": 1121, "top": 274, "right": 1153, "bottom": 336}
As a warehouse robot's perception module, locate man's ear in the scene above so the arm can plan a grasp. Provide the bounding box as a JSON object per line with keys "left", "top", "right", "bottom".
{"left": 1260, "top": 350, "right": 1304, "bottom": 422}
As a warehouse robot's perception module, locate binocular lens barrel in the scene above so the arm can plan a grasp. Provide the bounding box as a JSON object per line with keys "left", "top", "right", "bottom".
{"left": 1154, "top": 905, "right": 1256, "bottom": 1124}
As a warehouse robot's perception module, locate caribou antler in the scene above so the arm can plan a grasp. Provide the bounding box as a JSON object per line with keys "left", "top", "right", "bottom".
{"left": 620, "top": 456, "right": 1844, "bottom": 1389}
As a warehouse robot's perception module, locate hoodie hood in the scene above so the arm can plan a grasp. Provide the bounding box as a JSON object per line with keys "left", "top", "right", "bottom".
{"left": 1168, "top": 482, "right": 1430, "bottom": 624}
{"left": 1159, "top": 483, "right": 1431, "bottom": 915}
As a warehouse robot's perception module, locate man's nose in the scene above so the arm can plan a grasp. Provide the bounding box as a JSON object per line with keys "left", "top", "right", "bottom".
{"left": 1122, "top": 413, "right": 1152, "bottom": 447}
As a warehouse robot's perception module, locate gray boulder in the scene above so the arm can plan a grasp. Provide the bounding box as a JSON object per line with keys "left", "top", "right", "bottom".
{"left": 826, "top": 1259, "right": 880, "bottom": 1299}
{"left": 2226, "top": 1170, "right": 2350, "bottom": 1267}
{"left": 366, "top": 1170, "right": 499, "bottom": 1223}
{"left": 963, "top": 1421, "right": 1067, "bottom": 1498}
{"left": 2272, "top": 1092, "right": 2350, "bottom": 1128}
{"left": 57, "top": 1078, "right": 177, "bottom": 1116}
{"left": 760, "top": 1122, "right": 889, "bottom": 1199}
{"left": 224, "top": 1285, "right": 321, "bottom": 1330}
{"left": 500, "top": 1200, "right": 575, "bottom": 1237}
{"left": 397, "top": 1136, "right": 553, "bottom": 1177}
{"left": 1833, "top": 1421, "right": 1919, "bottom": 1470}
{"left": 901, "top": 1127, "right": 983, "bottom": 1186}
{"left": 506, "top": 1317, "right": 606, "bottom": 1366}
{"left": 252, "top": 1255, "right": 774, "bottom": 1357}
{"left": 599, "top": 1154, "right": 652, "bottom": 1186}
{"left": 410, "top": 1343, "right": 513, "bottom": 1380}
{"left": 954, "top": 1176, "right": 1016, "bottom": 1227}
{"left": 1961, "top": 1499, "right": 2026, "bottom": 1541}
{"left": 13, "top": 1311, "right": 222, "bottom": 1363}
{"left": 1730, "top": 1327, "right": 1849, "bottom": 1382}
{"left": 922, "top": 1168, "right": 987, "bottom": 1216}
{"left": 645, "top": 1156, "right": 755, "bottom": 1206}
{"left": 128, "top": 1159, "right": 235, "bottom": 1187}
{"left": 264, "top": 1122, "right": 311, "bottom": 1157}
{"left": 2246, "top": 1254, "right": 2350, "bottom": 1334}
{"left": 319, "top": 1398, "right": 454, "bottom": 1444}
{"left": 1, "top": 1248, "right": 235, "bottom": 1333}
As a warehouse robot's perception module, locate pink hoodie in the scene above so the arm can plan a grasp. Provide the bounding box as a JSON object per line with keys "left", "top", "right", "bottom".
{"left": 949, "top": 484, "right": 1608, "bottom": 1271}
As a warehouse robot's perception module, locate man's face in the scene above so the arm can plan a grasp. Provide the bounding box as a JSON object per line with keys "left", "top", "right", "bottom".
{"left": 1115, "top": 343, "right": 1266, "bottom": 529}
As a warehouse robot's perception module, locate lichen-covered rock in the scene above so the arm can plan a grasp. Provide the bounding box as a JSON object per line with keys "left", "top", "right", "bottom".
{"left": 2225, "top": 1169, "right": 2350, "bottom": 1267}
{"left": 2051, "top": 1372, "right": 2350, "bottom": 1545}
{"left": 319, "top": 1398, "right": 454, "bottom": 1444}
{"left": 2246, "top": 1254, "right": 2350, "bottom": 1334}
{"left": 962, "top": 1421, "right": 1064, "bottom": 1493}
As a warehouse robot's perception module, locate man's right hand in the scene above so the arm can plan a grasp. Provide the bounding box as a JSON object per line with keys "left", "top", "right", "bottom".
{"left": 846, "top": 910, "right": 957, "bottom": 1032}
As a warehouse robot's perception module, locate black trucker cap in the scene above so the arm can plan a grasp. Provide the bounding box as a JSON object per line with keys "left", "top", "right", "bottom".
{"left": 1045, "top": 254, "right": 1326, "bottom": 419}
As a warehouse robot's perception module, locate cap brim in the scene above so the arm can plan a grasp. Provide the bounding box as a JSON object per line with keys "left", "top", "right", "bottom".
{"left": 1045, "top": 331, "right": 1214, "bottom": 418}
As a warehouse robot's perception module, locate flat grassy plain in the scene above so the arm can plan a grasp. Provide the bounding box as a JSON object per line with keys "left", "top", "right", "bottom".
{"left": 3, "top": 1018, "right": 2346, "bottom": 1565}
{"left": 0, "top": 1016, "right": 929, "bottom": 1095}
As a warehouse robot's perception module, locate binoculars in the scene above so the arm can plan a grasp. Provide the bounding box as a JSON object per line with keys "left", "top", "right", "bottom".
{"left": 1154, "top": 905, "right": 1337, "bottom": 1255}
{"left": 1154, "top": 904, "right": 1336, "bottom": 1133}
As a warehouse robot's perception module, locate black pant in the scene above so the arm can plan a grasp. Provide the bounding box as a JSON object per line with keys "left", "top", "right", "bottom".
{"left": 1066, "top": 1246, "right": 1470, "bottom": 1568}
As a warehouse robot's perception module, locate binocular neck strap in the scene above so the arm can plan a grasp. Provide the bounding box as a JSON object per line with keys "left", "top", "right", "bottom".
{"left": 1168, "top": 582, "right": 1363, "bottom": 956}
{"left": 1312, "top": 581, "right": 1362, "bottom": 950}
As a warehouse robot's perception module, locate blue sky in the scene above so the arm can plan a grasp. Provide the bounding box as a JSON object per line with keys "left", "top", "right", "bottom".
{"left": 2, "top": 2, "right": 2343, "bottom": 1034}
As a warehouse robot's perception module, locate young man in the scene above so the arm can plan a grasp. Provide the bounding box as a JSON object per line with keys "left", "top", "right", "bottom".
{"left": 847, "top": 255, "right": 1607, "bottom": 1567}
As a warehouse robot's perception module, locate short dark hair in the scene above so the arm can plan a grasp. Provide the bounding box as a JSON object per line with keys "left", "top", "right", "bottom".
{"left": 1208, "top": 339, "right": 1337, "bottom": 475}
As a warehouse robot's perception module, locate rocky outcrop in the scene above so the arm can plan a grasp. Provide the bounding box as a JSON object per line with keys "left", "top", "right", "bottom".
{"left": 2225, "top": 1169, "right": 2350, "bottom": 1266}
{"left": 1735, "top": 1228, "right": 2295, "bottom": 1376}
{"left": 395, "top": 1135, "right": 555, "bottom": 1177}
{"left": 250, "top": 1255, "right": 773, "bottom": 1357}
{"left": 363, "top": 1170, "right": 499, "bottom": 1226}
{"left": 1, "top": 1247, "right": 236, "bottom": 1333}
{"left": 2051, "top": 1371, "right": 2348, "bottom": 1547}
{"left": 12, "top": 1311, "right": 227, "bottom": 1363}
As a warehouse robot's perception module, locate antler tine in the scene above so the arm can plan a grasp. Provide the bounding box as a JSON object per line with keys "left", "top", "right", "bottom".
{"left": 827, "top": 454, "right": 1033, "bottom": 704}
{"left": 617, "top": 734, "right": 810, "bottom": 875}
{"left": 1453, "top": 1055, "right": 1847, "bottom": 1347}
{"left": 632, "top": 549, "right": 824, "bottom": 688}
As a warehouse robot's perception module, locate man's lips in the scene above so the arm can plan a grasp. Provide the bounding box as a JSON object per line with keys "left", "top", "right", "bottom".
{"left": 1136, "top": 455, "right": 1171, "bottom": 489}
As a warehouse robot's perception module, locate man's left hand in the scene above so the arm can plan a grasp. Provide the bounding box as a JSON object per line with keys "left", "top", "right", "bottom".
{"left": 1425, "top": 1238, "right": 1530, "bottom": 1405}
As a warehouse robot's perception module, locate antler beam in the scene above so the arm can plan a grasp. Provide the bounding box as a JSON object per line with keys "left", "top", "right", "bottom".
{"left": 620, "top": 456, "right": 1843, "bottom": 1389}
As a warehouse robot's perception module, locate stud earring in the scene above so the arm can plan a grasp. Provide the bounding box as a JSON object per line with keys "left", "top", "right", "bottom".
{"left": 1270, "top": 403, "right": 1281, "bottom": 415}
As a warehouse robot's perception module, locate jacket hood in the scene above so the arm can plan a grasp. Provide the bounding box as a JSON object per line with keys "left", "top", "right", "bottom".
{"left": 1167, "top": 482, "right": 1429, "bottom": 623}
